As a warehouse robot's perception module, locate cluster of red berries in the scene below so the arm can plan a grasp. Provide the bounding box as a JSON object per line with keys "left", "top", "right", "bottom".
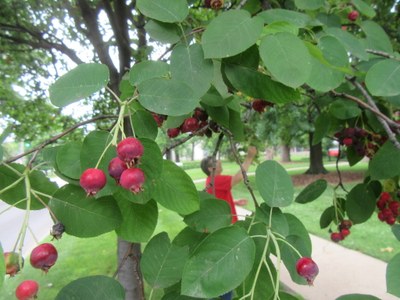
{"left": 330, "top": 219, "right": 352, "bottom": 243}
{"left": 377, "top": 192, "right": 400, "bottom": 225}
{"left": 334, "top": 127, "right": 387, "bottom": 158}
{"left": 167, "top": 107, "right": 212, "bottom": 139}
{"left": 204, "top": 0, "right": 224, "bottom": 9}
{"left": 79, "top": 137, "right": 146, "bottom": 195}
{"left": 296, "top": 257, "right": 319, "bottom": 285}
{"left": 5, "top": 243, "right": 58, "bottom": 299}
{"left": 251, "top": 99, "right": 274, "bottom": 113}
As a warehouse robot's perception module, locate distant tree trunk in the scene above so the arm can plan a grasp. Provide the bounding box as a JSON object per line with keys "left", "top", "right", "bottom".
{"left": 305, "top": 132, "right": 328, "bottom": 174}
{"left": 264, "top": 147, "right": 274, "bottom": 160}
{"left": 281, "top": 144, "right": 291, "bottom": 162}
{"left": 175, "top": 150, "right": 180, "bottom": 163}
{"left": 165, "top": 149, "right": 172, "bottom": 160}
{"left": 191, "top": 142, "right": 195, "bottom": 161}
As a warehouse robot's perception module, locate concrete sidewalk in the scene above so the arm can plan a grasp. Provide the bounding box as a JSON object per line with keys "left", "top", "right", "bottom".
{"left": 235, "top": 207, "right": 398, "bottom": 300}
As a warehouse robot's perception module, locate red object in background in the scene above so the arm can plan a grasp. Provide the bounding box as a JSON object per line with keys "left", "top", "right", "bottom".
{"left": 327, "top": 148, "right": 339, "bottom": 157}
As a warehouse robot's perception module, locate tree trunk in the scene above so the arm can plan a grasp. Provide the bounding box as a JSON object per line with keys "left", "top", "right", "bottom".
{"left": 191, "top": 142, "right": 195, "bottom": 161}
{"left": 175, "top": 150, "right": 180, "bottom": 163}
{"left": 280, "top": 144, "right": 291, "bottom": 162}
{"left": 117, "top": 239, "right": 145, "bottom": 300}
{"left": 305, "top": 132, "right": 328, "bottom": 174}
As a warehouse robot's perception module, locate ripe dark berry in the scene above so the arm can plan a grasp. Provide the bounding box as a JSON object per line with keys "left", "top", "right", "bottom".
{"left": 181, "top": 117, "right": 199, "bottom": 133}
{"left": 193, "top": 107, "right": 208, "bottom": 122}
{"left": 117, "top": 137, "right": 144, "bottom": 164}
{"left": 380, "top": 192, "right": 392, "bottom": 202}
{"left": 339, "top": 219, "right": 352, "bottom": 230}
{"left": 80, "top": 168, "right": 107, "bottom": 196}
{"left": 343, "top": 137, "right": 353, "bottom": 146}
{"left": 296, "top": 257, "right": 319, "bottom": 285}
{"left": 51, "top": 222, "right": 65, "bottom": 240}
{"left": 120, "top": 168, "right": 145, "bottom": 194}
{"left": 108, "top": 157, "right": 128, "bottom": 182}
{"left": 348, "top": 10, "right": 359, "bottom": 22}
{"left": 152, "top": 113, "right": 166, "bottom": 127}
{"left": 205, "top": 0, "right": 224, "bottom": 9}
{"left": 340, "top": 228, "right": 350, "bottom": 238}
{"left": 330, "top": 232, "right": 343, "bottom": 243}
{"left": 30, "top": 243, "right": 58, "bottom": 272}
{"left": 167, "top": 127, "right": 180, "bottom": 138}
{"left": 15, "top": 280, "right": 39, "bottom": 300}
{"left": 386, "top": 216, "right": 397, "bottom": 225}
{"left": 389, "top": 201, "right": 400, "bottom": 216}
{"left": 251, "top": 99, "right": 268, "bottom": 113}
{"left": 4, "top": 252, "right": 22, "bottom": 276}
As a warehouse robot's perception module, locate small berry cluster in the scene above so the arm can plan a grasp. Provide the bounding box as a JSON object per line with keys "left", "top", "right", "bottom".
{"left": 334, "top": 127, "right": 387, "bottom": 158}
{"left": 80, "top": 137, "right": 146, "bottom": 196}
{"left": 5, "top": 243, "right": 58, "bottom": 299}
{"left": 330, "top": 219, "right": 352, "bottom": 243}
{"left": 377, "top": 192, "right": 399, "bottom": 225}
{"left": 167, "top": 107, "right": 213, "bottom": 139}
{"left": 251, "top": 99, "right": 274, "bottom": 113}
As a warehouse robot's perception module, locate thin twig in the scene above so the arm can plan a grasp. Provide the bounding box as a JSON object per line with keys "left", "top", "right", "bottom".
{"left": 366, "top": 49, "right": 399, "bottom": 60}
{"left": 206, "top": 133, "right": 225, "bottom": 195}
{"left": 4, "top": 114, "right": 118, "bottom": 165}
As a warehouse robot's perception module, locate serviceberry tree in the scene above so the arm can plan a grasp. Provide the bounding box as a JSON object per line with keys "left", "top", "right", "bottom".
{"left": 2, "top": 1, "right": 400, "bottom": 300}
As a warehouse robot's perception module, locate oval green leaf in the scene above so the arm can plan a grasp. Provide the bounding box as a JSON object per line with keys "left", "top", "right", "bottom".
{"left": 181, "top": 226, "right": 255, "bottom": 298}
{"left": 49, "top": 184, "right": 122, "bottom": 237}
{"left": 352, "top": 0, "right": 376, "bottom": 18}
{"left": 141, "top": 232, "right": 189, "bottom": 289}
{"left": 387, "top": 253, "right": 400, "bottom": 297}
{"left": 132, "top": 110, "right": 158, "bottom": 140}
{"left": 336, "top": 294, "right": 380, "bottom": 300}
{"left": 346, "top": 183, "right": 376, "bottom": 224}
{"left": 294, "top": 0, "right": 324, "bottom": 10}
{"left": 49, "top": 63, "right": 109, "bottom": 107}
{"left": 324, "top": 28, "right": 368, "bottom": 61}
{"left": 144, "top": 20, "right": 181, "bottom": 44}
{"left": 202, "top": 10, "right": 264, "bottom": 59}
{"left": 369, "top": 141, "right": 400, "bottom": 180}
{"left": 258, "top": 9, "right": 312, "bottom": 28}
{"left": 295, "top": 179, "right": 328, "bottom": 204}
{"left": 136, "top": 0, "right": 188, "bottom": 23}
{"left": 56, "top": 141, "right": 82, "bottom": 180}
{"left": 365, "top": 59, "right": 400, "bottom": 97}
{"left": 129, "top": 60, "right": 170, "bottom": 87}
{"left": 56, "top": 275, "right": 125, "bottom": 300}
{"left": 259, "top": 32, "right": 312, "bottom": 88}
{"left": 138, "top": 78, "right": 198, "bottom": 116}
{"left": 255, "top": 160, "right": 294, "bottom": 207}
{"left": 360, "top": 21, "right": 393, "bottom": 54}
{"left": 329, "top": 100, "right": 361, "bottom": 120}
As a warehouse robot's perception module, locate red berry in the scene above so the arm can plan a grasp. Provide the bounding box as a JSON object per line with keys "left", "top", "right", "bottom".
{"left": 4, "top": 252, "right": 22, "bottom": 276}
{"left": 389, "top": 201, "right": 400, "bottom": 216}
{"left": 119, "top": 168, "right": 145, "bottom": 193}
{"left": 378, "top": 211, "right": 386, "bottom": 222}
{"left": 108, "top": 157, "right": 127, "bottom": 182}
{"left": 80, "top": 168, "right": 107, "bottom": 196}
{"left": 340, "top": 228, "right": 351, "bottom": 238}
{"left": 251, "top": 99, "right": 268, "bottom": 113}
{"left": 30, "top": 243, "right": 58, "bottom": 272}
{"left": 377, "top": 198, "right": 388, "bottom": 210}
{"left": 380, "top": 192, "right": 392, "bottom": 202}
{"left": 386, "top": 216, "right": 397, "bottom": 225}
{"left": 348, "top": 10, "right": 359, "bottom": 22}
{"left": 152, "top": 113, "right": 165, "bottom": 127}
{"left": 296, "top": 257, "right": 319, "bottom": 285}
{"left": 382, "top": 208, "right": 393, "bottom": 220}
{"left": 339, "top": 219, "right": 352, "bottom": 230}
{"left": 193, "top": 107, "right": 208, "bottom": 121}
{"left": 205, "top": 0, "right": 224, "bottom": 9}
{"left": 15, "top": 280, "right": 39, "bottom": 300}
{"left": 117, "top": 137, "right": 144, "bottom": 164}
{"left": 167, "top": 127, "right": 181, "bottom": 138}
{"left": 181, "top": 117, "right": 199, "bottom": 133}
{"left": 330, "top": 232, "right": 343, "bottom": 243}
{"left": 343, "top": 137, "right": 353, "bottom": 146}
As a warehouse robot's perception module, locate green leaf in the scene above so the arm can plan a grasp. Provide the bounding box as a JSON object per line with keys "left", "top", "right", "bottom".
{"left": 181, "top": 226, "right": 255, "bottom": 298}
{"left": 365, "top": 60, "right": 400, "bottom": 97}
{"left": 329, "top": 100, "right": 361, "bottom": 120}
{"left": 200, "top": 86, "right": 231, "bottom": 107}
{"left": 224, "top": 63, "right": 300, "bottom": 103}
{"left": 295, "top": 179, "right": 328, "bottom": 204}
{"left": 129, "top": 61, "right": 170, "bottom": 86}
{"left": 336, "top": 294, "right": 380, "bottom": 300}
{"left": 201, "top": 103, "right": 230, "bottom": 128}
{"left": 139, "top": 138, "right": 164, "bottom": 179}
{"left": 324, "top": 28, "right": 368, "bottom": 61}
{"left": 319, "top": 35, "right": 349, "bottom": 67}
{"left": 145, "top": 20, "right": 181, "bottom": 44}
{"left": 0, "top": 164, "right": 57, "bottom": 210}
{"left": 312, "top": 112, "right": 332, "bottom": 145}
{"left": 136, "top": 0, "right": 188, "bottom": 23}
{"left": 360, "top": 21, "right": 393, "bottom": 54}
{"left": 307, "top": 56, "right": 346, "bottom": 92}
{"left": 387, "top": 253, "right": 400, "bottom": 297}
{"left": 173, "top": 226, "right": 208, "bottom": 253}
{"left": 56, "top": 141, "right": 82, "bottom": 180}
{"left": 184, "top": 198, "right": 232, "bottom": 233}
{"left": 49, "top": 63, "right": 109, "bottom": 107}
{"left": 0, "top": 244, "right": 4, "bottom": 287}
{"left": 0, "top": 146, "right": 3, "bottom": 162}
{"left": 320, "top": 206, "right": 335, "bottom": 229}
{"left": 369, "top": 141, "right": 400, "bottom": 180}
{"left": 391, "top": 224, "right": 400, "bottom": 241}
{"left": 346, "top": 183, "right": 376, "bottom": 224}
{"left": 262, "top": 21, "right": 299, "bottom": 36}
{"left": 202, "top": 10, "right": 264, "bottom": 59}
{"left": 55, "top": 275, "right": 125, "bottom": 300}
{"left": 294, "top": 0, "right": 325, "bottom": 10}
{"left": 255, "top": 160, "right": 294, "bottom": 207}
{"left": 259, "top": 32, "right": 311, "bottom": 88}
{"left": 152, "top": 160, "right": 199, "bottom": 215}
{"left": 256, "top": 204, "right": 289, "bottom": 237}
{"left": 49, "top": 184, "right": 122, "bottom": 237}
{"left": 258, "top": 9, "right": 313, "bottom": 28}
{"left": 137, "top": 78, "right": 198, "bottom": 116}
{"left": 316, "top": 13, "right": 341, "bottom": 28}
{"left": 115, "top": 199, "right": 158, "bottom": 242}
{"left": 141, "top": 232, "right": 189, "bottom": 289}
{"left": 229, "top": 109, "right": 245, "bottom": 141}
{"left": 352, "top": 0, "right": 376, "bottom": 18}
{"left": 171, "top": 44, "right": 214, "bottom": 99}
{"left": 132, "top": 110, "right": 158, "bottom": 140}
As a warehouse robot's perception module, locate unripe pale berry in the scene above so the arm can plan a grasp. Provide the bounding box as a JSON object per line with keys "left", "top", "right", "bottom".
{"left": 15, "top": 280, "right": 39, "bottom": 300}
{"left": 80, "top": 168, "right": 107, "bottom": 196}
{"left": 4, "top": 252, "right": 22, "bottom": 276}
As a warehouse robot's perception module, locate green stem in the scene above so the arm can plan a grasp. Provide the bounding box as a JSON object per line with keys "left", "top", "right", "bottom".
{"left": 0, "top": 176, "right": 25, "bottom": 195}
{"left": 0, "top": 199, "right": 27, "bottom": 215}
{"left": 274, "top": 237, "right": 302, "bottom": 259}
{"left": 1, "top": 163, "right": 23, "bottom": 176}
{"left": 269, "top": 230, "right": 281, "bottom": 300}
{"left": 249, "top": 233, "right": 271, "bottom": 300}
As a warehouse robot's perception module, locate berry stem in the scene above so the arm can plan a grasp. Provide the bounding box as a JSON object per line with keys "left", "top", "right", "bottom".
{"left": 30, "top": 189, "right": 59, "bottom": 223}
{"left": 268, "top": 230, "right": 282, "bottom": 300}
{"left": 0, "top": 176, "right": 25, "bottom": 195}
